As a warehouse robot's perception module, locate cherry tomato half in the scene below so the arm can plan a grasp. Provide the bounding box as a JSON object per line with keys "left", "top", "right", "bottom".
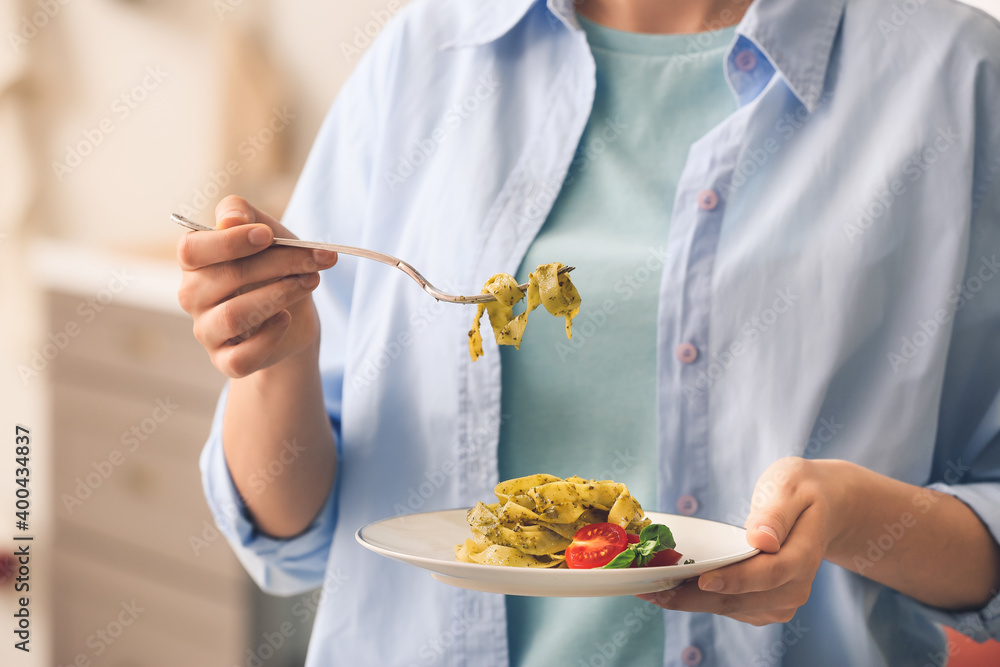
{"left": 626, "top": 533, "right": 640, "bottom": 544}
{"left": 646, "top": 548, "right": 683, "bottom": 567}
{"left": 565, "top": 523, "right": 628, "bottom": 569}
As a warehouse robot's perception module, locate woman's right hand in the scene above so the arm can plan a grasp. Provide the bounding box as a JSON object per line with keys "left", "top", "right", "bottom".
{"left": 176, "top": 195, "right": 339, "bottom": 378}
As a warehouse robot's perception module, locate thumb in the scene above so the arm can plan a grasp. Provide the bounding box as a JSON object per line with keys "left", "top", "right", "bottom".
{"left": 215, "top": 195, "right": 294, "bottom": 239}
{"left": 744, "top": 458, "right": 810, "bottom": 553}
{"left": 745, "top": 509, "right": 790, "bottom": 554}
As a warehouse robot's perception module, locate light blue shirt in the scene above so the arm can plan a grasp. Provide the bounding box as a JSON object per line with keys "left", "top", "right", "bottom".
{"left": 498, "top": 17, "right": 737, "bottom": 667}
{"left": 199, "top": 1, "right": 1000, "bottom": 665}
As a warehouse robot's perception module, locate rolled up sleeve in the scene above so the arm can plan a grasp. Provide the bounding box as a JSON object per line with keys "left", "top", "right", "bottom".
{"left": 911, "top": 481, "right": 1000, "bottom": 642}
{"left": 199, "top": 383, "right": 340, "bottom": 596}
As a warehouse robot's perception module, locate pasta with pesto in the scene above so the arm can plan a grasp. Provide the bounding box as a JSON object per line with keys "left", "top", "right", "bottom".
{"left": 468, "top": 262, "right": 581, "bottom": 362}
{"left": 455, "top": 474, "right": 651, "bottom": 568}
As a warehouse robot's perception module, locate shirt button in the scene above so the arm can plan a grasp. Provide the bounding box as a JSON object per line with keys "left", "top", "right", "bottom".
{"left": 734, "top": 49, "right": 757, "bottom": 71}
{"left": 696, "top": 189, "right": 719, "bottom": 210}
{"left": 682, "top": 646, "right": 703, "bottom": 665}
{"left": 676, "top": 495, "right": 698, "bottom": 515}
{"left": 675, "top": 343, "right": 698, "bottom": 363}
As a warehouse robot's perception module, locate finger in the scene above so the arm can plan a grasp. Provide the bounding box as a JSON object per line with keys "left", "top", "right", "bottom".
{"left": 743, "top": 457, "right": 813, "bottom": 554}
{"left": 700, "top": 504, "right": 826, "bottom": 596}
{"left": 638, "top": 579, "right": 797, "bottom": 617}
{"left": 196, "top": 273, "right": 320, "bottom": 348}
{"left": 180, "top": 246, "right": 337, "bottom": 312}
{"left": 213, "top": 310, "right": 292, "bottom": 378}
{"left": 177, "top": 224, "right": 274, "bottom": 271}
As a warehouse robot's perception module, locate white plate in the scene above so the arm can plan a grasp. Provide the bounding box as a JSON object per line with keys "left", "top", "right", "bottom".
{"left": 356, "top": 509, "right": 758, "bottom": 597}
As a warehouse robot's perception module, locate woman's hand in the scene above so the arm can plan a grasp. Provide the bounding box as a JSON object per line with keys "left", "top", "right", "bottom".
{"left": 176, "top": 195, "right": 339, "bottom": 378}
{"left": 638, "top": 457, "right": 842, "bottom": 626}
{"left": 639, "top": 456, "right": 1000, "bottom": 624}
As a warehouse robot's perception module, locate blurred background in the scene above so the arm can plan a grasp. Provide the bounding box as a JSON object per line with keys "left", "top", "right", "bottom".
{"left": 0, "top": 0, "right": 999, "bottom": 665}
{"left": 0, "top": 0, "right": 409, "bottom": 664}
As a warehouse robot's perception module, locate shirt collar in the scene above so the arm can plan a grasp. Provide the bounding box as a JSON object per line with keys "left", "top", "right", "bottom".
{"left": 736, "top": 0, "right": 845, "bottom": 111}
{"left": 439, "top": 0, "right": 579, "bottom": 50}
{"left": 440, "top": 0, "right": 845, "bottom": 112}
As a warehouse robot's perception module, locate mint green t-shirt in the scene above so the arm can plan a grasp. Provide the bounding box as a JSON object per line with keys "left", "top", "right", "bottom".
{"left": 498, "top": 16, "right": 738, "bottom": 667}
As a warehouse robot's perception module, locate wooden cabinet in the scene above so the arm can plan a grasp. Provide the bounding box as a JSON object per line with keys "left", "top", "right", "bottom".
{"left": 47, "top": 290, "right": 310, "bottom": 666}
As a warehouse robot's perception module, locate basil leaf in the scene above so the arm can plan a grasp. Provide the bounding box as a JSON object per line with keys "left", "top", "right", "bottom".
{"left": 602, "top": 546, "right": 637, "bottom": 569}
{"left": 639, "top": 524, "right": 676, "bottom": 551}
{"left": 633, "top": 550, "right": 655, "bottom": 567}
{"left": 636, "top": 541, "right": 658, "bottom": 557}
{"left": 601, "top": 524, "right": 677, "bottom": 569}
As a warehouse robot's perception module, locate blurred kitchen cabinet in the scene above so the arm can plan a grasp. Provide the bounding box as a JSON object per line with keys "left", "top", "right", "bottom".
{"left": 45, "top": 285, "right": 310, "bottom": 667}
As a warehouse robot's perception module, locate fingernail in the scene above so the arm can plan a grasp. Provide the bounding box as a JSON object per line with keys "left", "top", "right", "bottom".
{"left": 249, "top": 227, "right": 271, "bottom": 246}
{"left": 758, "top": 525, "right": 779, "bottom": 541}
{"left": 700, "top": 577, "right": 724, "bottom": 592}
{"left": 221, "top": 210, "right": 248, "bottom": 223}
{"left": 313, "top": 249, "right": 336, "bottom": 263}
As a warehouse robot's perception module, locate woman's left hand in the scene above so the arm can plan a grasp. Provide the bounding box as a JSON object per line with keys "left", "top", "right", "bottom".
{"left": 637, "top": 457, "right": 848, "bottom": 626}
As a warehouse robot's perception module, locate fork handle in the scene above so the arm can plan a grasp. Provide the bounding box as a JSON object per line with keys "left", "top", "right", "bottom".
{"left": 269, "top": 238, "right": 467, "bottom": 302}
{"left": 169, "top": 212, "right": 564, "bottom": 304}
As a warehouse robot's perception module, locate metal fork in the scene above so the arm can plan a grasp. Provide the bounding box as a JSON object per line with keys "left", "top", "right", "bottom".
{"left": 170, "top": 213, "right": 574, "bottom": 304}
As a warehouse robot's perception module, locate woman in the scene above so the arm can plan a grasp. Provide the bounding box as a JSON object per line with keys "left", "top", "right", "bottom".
{"left": 176, "top": 0, "right": 1000, "bottom": 664}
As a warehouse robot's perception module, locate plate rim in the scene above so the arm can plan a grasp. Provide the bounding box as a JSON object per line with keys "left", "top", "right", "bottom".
{"left": 355, "top": 507, "right": 759, "bottom": 577}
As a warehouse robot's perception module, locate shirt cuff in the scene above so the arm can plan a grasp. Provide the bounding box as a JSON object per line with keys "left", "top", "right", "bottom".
{"left": 199, "top": 382, "right": 340, "bottom": 596}
{"left": 908, "top": 482, "right": 1000, "bottom": 642}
